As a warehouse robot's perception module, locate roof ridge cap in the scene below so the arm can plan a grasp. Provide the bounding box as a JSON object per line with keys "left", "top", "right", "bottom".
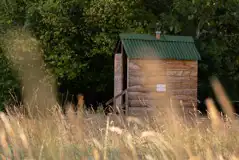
{"left": 121, "top": 39, "right": 194, "bottom": 43}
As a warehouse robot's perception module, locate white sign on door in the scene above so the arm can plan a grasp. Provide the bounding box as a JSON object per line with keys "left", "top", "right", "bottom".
{"left": 156, "top": 84, "right": 166, "bottom": 92}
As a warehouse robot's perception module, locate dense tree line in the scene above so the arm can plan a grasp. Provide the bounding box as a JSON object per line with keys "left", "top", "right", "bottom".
{"left": 0, "top": 0, "right": 239, "bottom": 111}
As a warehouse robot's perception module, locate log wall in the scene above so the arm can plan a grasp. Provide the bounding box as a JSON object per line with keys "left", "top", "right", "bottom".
{"left": 128, "top": 59, "right": 198, "bottom": 110}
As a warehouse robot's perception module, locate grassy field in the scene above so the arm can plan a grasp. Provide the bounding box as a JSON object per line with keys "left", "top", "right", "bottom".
{"left": 1, "top": 29, "right": 239, "bottom": 160}
{"left": 0, "top": 83, "right": 239, "bottom": 160}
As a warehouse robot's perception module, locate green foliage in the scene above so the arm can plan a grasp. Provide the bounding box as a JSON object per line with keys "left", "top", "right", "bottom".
{"left": 1, "top": 0, "right": 239, "bottom": 110}
{"left": 0, "top": 51, "right": 21, "bottom": 110}
{"left": 24, "top": 0, "right": 86, "bottom": 81}
{"left": 154, "top": 0, "right": 239, "bottom": 101}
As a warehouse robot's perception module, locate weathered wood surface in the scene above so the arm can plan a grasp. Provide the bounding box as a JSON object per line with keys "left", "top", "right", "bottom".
{"left": 128, "top": 106, "right": 156, "bottom": 117}
{"left": 167, "top": 82, "right": 197, "bottom": 90}
{"left": 128, "top": 91, "right": 166, "bottom": 100}
{"left": 128, "top": 83, "right": 197, "bottom": 92}
{"left": 129, "top": 100, "right": 156, "bottom": 107}
{"left": 114, "top": 54, "right": 123, "bottom": 106}
{"left": 130, "top": 59, "right": 196, "bottom": 65}
{"left": 129, "top": 100, "right": 197, "bottom": 108}
{"left": 126, "top": 58, "right": 130, "bottom": 115}
{"left": 179, "top": 102, "right": 198, "bottom": 108}
{"left": 128, "top": 85, "right": 156, "bottom": 92}
{"left": 129, "top": 70, "right": 197, "bottom": 77}
{"left": 126, "top": 59, "right": 198, "bottom": 108}
{"left": 106, "top": 89, "right": 128, "bottom": 106}
{"left": 129, "top": 79, "right": 165, "bottom": 86}
{"left": 127, "top": 92, "right": 197, "bottom": 102}
{"left": 169, "top": 89, "right": 197, "bottom": 96}
{"left": 129, "top": 59, "right": 197, "bottom": 70}
{"left": 128, "top": 106, "right": 156, "bottom": 112}
{"left": 128, "top": 89, "right": 196, "bottom": 98}
{"left": 129, "top": 60, "right": 166, "bottom": 72}
{"left": 129, "top": 99, "right": 169, "bottom": 107}
{"left": 129, "top": 76, "right": 197, "bottom": 86}
{"left": 130, "top": 71, "right": 166, "bottom": 77}
{"left": 170, "top": 95, "right": 197, "bottom": 101}
{"left": 129, "top": 75, "right": 197, "bottom": 81}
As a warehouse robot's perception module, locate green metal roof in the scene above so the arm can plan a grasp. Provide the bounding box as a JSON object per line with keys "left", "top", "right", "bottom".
{"left": 119, "top": 33, "right": 201, "bottom": 60}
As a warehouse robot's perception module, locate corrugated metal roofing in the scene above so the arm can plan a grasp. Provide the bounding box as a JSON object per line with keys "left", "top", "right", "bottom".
{"left": 119, "top": 33, "right": 201, "bottom": 60}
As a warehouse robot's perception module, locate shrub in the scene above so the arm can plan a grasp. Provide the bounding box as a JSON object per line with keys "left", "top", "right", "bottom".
{"left": 0, "top": 50, "right": 21, "bottom": 111}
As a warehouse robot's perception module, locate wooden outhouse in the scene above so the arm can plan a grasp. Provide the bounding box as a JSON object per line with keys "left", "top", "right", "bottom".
{"left": 113, "top": 32, "right": 201, "bottom": 115}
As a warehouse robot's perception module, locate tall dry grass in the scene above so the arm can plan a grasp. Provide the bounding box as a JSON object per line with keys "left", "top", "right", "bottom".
{"left": 0, "top": 81, "right": 239, "bottom": 160}
{"left": 0, "top": 28, "right": 239, "bottom": 160}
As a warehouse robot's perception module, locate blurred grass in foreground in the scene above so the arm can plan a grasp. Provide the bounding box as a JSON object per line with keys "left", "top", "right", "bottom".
{"left": 0, "top": 81, "right": 239, "bottom": 160}
{"left": 0, "top": 28, "right": 239, "bottom": 160}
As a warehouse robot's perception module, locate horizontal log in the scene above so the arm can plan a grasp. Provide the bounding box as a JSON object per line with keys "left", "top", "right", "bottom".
{"left": 129, "top": 76, "right": 197, "bottom": 86}
{"left": 129, "top": 75, "right": 197, "bottom": 82}
{"left": 167, "top": 82, "right": 197, "bottom": 90}
{"left": 129, "top": 81, "right": 197, "bottom": 88}
{"left": 128, "top": 82, "right": 197, "bottom": 92}
{"left": 128, "top": 85, "right": 156, "bottom": 92}
{"left": 126, "top": 89, "right": 197, "bottom": 98}
{"left": 129, "top": 70, "right": 197, "bottom": 77}
{"left": 127, "top": 92, "right": 197, "bottom": 102}
{"left": 129, "top": 75, "right": 165, "bottom": 82}
{"left": 129, "top": 71, "right": 166, "bottom": 77}
{"left": 129, "top": 76, "right": 164, "bottom": 82}
{"left": 129, "top": 100, "right": 170, "bottom": 107}
{"left": 129, "top": 76, "right": 197, "bottom": 81}
{"left": 167, "top": 70, "right": 194, "bottom": 76}
{"left": 129, "top": 81, "right": 164, "bottom": 86}
{"left": 166, "top": 60, "right": 196, "bottom": 65}
{"left": 128, "top": 91, "right": 150, "bottom": 97}
{"left": 169, "top": 89, "right": 197, "bottom": 96}
{"left": 128, "top": 92, "right": 166, "bottom": 100}
{"left": 128, "top": 62, "right": 141, "bottom": 70}
{"left": 129, "top": 67, "right": 166, "bottom": 73}
{"left": 170, "top": 95, "right": 197, "bottom": 101}
{"left": 129, "top": 60, "right": 197, "bottom": 73}
{"left": 129, "top": 65, "right": 196, "bottom": 72}
{"left": 166, "top": 61, "right": 197, "bottom": 69}
{"left": 129, "top": 61, "right": 166, "bottom": 68}
{"left": 142, "top": 61, "right": 197, "bottom": 69}
{"left": 130, "top": 59, "right": 167, "bottom": 65}
{"left": 170, "top": 95, "right": 197, "bottom": 100}
{"left": 170, "top": 98, "right": 198, "bottom": 105}
{"left": 129, "top": 101, "right": 148, "bottom": 107}
{"left": 130, "top": 59, "right": 196, "bottom": 65}
{"left": 128, "top": 107, "right": 156, "bottom": 112}
{"left": 169, "top": 99, "right": 198, "bottom": 108}
{"left": 128, "top": 107, "right": 157, "bottom": 116}
{"left": 190, "top": 71, "right": 198, "bottom": 77}
{"left": 129, "top": 61, "right": 166, "bottom": 71}
{"left": 128, "top": 91, "right": 165, "bottom": 97}
{"left": 178, "top": 102, "right": 198, "bottom": 108}
{"left": 167, "top": 65, "right": 196, "bottom": 70}
{"left": 128, "top": 85, "right": 173, "bottom": 93}
{"left": 127, "top": 88, "right": 190, "bottom": 93}
{"left": 129, "top": 79, "right": 166, "bottom": 86}
{"left": 130, "top": 69, "right": 193, "bottom": 75}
